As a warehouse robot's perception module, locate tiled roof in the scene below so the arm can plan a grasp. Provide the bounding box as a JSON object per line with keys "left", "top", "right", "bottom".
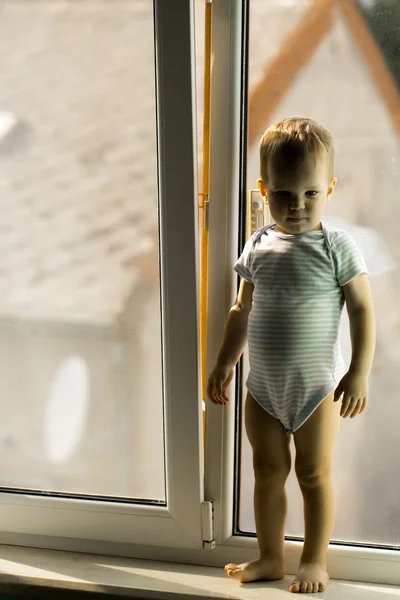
{"left": 0, "top": 1, "right": 156, "bottom": 325}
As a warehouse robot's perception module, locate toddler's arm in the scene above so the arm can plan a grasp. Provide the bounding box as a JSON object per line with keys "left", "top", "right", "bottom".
{"left": 215, "top": 278, "right": 254, "bottom": 367}
{"left": 344, "top": 273, "right": 376, "bottom": 376}
{"left": 333, "top": 273, "right": 376, "bottom": 418}
{"left": 207, "top": 278, "right": 254, "bottom": 404}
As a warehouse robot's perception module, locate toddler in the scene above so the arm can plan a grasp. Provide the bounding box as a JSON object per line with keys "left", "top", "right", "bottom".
{"left": 207, "top": 117, "right": 376, "bottom": 593}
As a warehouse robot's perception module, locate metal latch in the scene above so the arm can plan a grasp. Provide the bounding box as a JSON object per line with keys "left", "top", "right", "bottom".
{"left": 247, "top": 189, "right": 270, "bottom": 238}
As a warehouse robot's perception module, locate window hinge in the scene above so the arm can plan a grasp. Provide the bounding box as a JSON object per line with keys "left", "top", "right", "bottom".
{"left": 201, "top": 500, "right": 215, "bottom": 549}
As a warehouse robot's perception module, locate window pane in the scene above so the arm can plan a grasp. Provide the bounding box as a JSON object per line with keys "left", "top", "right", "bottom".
{"left": 239, "top": 0, "right": 399, "bottom": 546}
{"left": 0, "top": 0, "right": 165, "bottom": 501}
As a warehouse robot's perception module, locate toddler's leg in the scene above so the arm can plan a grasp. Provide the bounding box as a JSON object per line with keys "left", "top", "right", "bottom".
{"left": 225, "top": 391, "right": 291, "bottom": 583}
{"left": 290, "top": 391, "right": 341, "bottom": 593}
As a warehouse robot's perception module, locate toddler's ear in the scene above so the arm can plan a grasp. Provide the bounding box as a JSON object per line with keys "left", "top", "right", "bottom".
{"left": 328, "top": 177, "right": 337, "bottom": 197}
{"left": 257, "top": 178, "right": 267, "bottom": 198}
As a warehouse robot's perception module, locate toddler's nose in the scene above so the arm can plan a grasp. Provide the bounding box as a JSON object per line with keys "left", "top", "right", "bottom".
{"left": 289, "top": 199, "right": 305, "bottom": 210}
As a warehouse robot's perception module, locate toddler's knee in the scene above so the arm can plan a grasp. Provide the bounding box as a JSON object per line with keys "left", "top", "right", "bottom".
{"left": 253, "top": 456, "right": 291, "bottom": 485}
{"left": 295, "top": 461, "right": 332, "bottom": 489}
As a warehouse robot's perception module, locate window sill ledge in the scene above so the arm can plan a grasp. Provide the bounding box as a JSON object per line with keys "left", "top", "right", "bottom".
{"left": 0, "top": 545, "right": 398, "bottom": 599}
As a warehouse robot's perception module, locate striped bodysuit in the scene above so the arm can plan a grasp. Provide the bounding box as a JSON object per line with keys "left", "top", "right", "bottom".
{"left": 233, "top": 221, "right": 368, "bottom": 436}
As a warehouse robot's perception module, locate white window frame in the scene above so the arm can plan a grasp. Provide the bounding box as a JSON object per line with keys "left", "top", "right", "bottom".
{"left": 0, "top": 0, "right": 207, "bottom": 557}
{"left": 204, "top": 0, "right": 400, "bottom": 587}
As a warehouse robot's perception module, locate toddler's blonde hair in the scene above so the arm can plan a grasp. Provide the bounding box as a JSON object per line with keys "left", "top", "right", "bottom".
{"left": 259, "top": 117, "right": 335, "bottom": 184}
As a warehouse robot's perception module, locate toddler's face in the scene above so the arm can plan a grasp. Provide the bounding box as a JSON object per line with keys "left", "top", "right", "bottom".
{"left": 258, "top": 150, "right": 336, "bottom": 235}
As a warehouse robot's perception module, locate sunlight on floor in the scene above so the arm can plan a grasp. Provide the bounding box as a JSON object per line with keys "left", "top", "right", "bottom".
{"left": 339, "top": 582, "right": 400, "bottom": 596}
{"left": 0, "top": 559, "right": 83, "bottom": 583}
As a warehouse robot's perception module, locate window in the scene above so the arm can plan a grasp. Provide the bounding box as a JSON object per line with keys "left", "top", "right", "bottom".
{"left": 0, "top": 0, "right": 204, "bottom": 552}
{"left": 205, "top": 0, "right": 400, "bottom": 584}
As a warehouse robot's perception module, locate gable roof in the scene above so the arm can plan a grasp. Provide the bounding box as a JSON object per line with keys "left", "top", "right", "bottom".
{"left": 0, "top": 1, "right": 157, "bottom": 327}
{"left": 248, "top": 0, "right": 400, "bottom": 146}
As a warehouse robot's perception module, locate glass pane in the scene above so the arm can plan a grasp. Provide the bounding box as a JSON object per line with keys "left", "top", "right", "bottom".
{"left": 0, "top": 0, "right": 165, "bottom": 501}
{"left": 239, "top": 0, "right": 399, "bottom": 546}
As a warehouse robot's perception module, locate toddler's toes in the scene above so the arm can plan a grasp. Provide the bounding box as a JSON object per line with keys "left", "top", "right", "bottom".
{"left": 290, "top": 562, "right": 329, "bottom": 593}
{"left": 224, "top": 564, "right": 240, "bottom": 578}
{"left": 289, "top": 580, "right": 300, "bottom": 593}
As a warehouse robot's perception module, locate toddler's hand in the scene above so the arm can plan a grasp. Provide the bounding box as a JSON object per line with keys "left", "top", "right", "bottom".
{"left": 333, "top": 371, "right": 368, "bottom": 418}
{"left": 207, "top": 363, "right": 234, "bottom": 406}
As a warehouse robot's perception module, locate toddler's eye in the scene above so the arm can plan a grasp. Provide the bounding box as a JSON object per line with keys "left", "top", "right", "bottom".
{"left": 275, "top": 191, "right": 290, "bottom": 198}
{"left": 306, "top": 191, "right": 318, "bottom": 197}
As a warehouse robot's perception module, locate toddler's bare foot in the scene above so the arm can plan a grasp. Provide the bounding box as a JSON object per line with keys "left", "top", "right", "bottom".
{"left": 289, "top": 562, "right": 329, "bottom": 593}
{"left": 224, "top": 557, "right": 284, "bottom": 583}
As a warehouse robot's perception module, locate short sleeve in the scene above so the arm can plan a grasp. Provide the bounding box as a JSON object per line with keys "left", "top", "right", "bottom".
{"left": 332, "top": 230, "right": 369, "bottom": 286}
{"left": 233, "top": 236, "right": 254, "bottom": 282}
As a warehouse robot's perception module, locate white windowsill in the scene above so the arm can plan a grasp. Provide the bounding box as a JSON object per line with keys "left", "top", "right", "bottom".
{"left": 0, "top": 545, "right": 399, "bottom": 599}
